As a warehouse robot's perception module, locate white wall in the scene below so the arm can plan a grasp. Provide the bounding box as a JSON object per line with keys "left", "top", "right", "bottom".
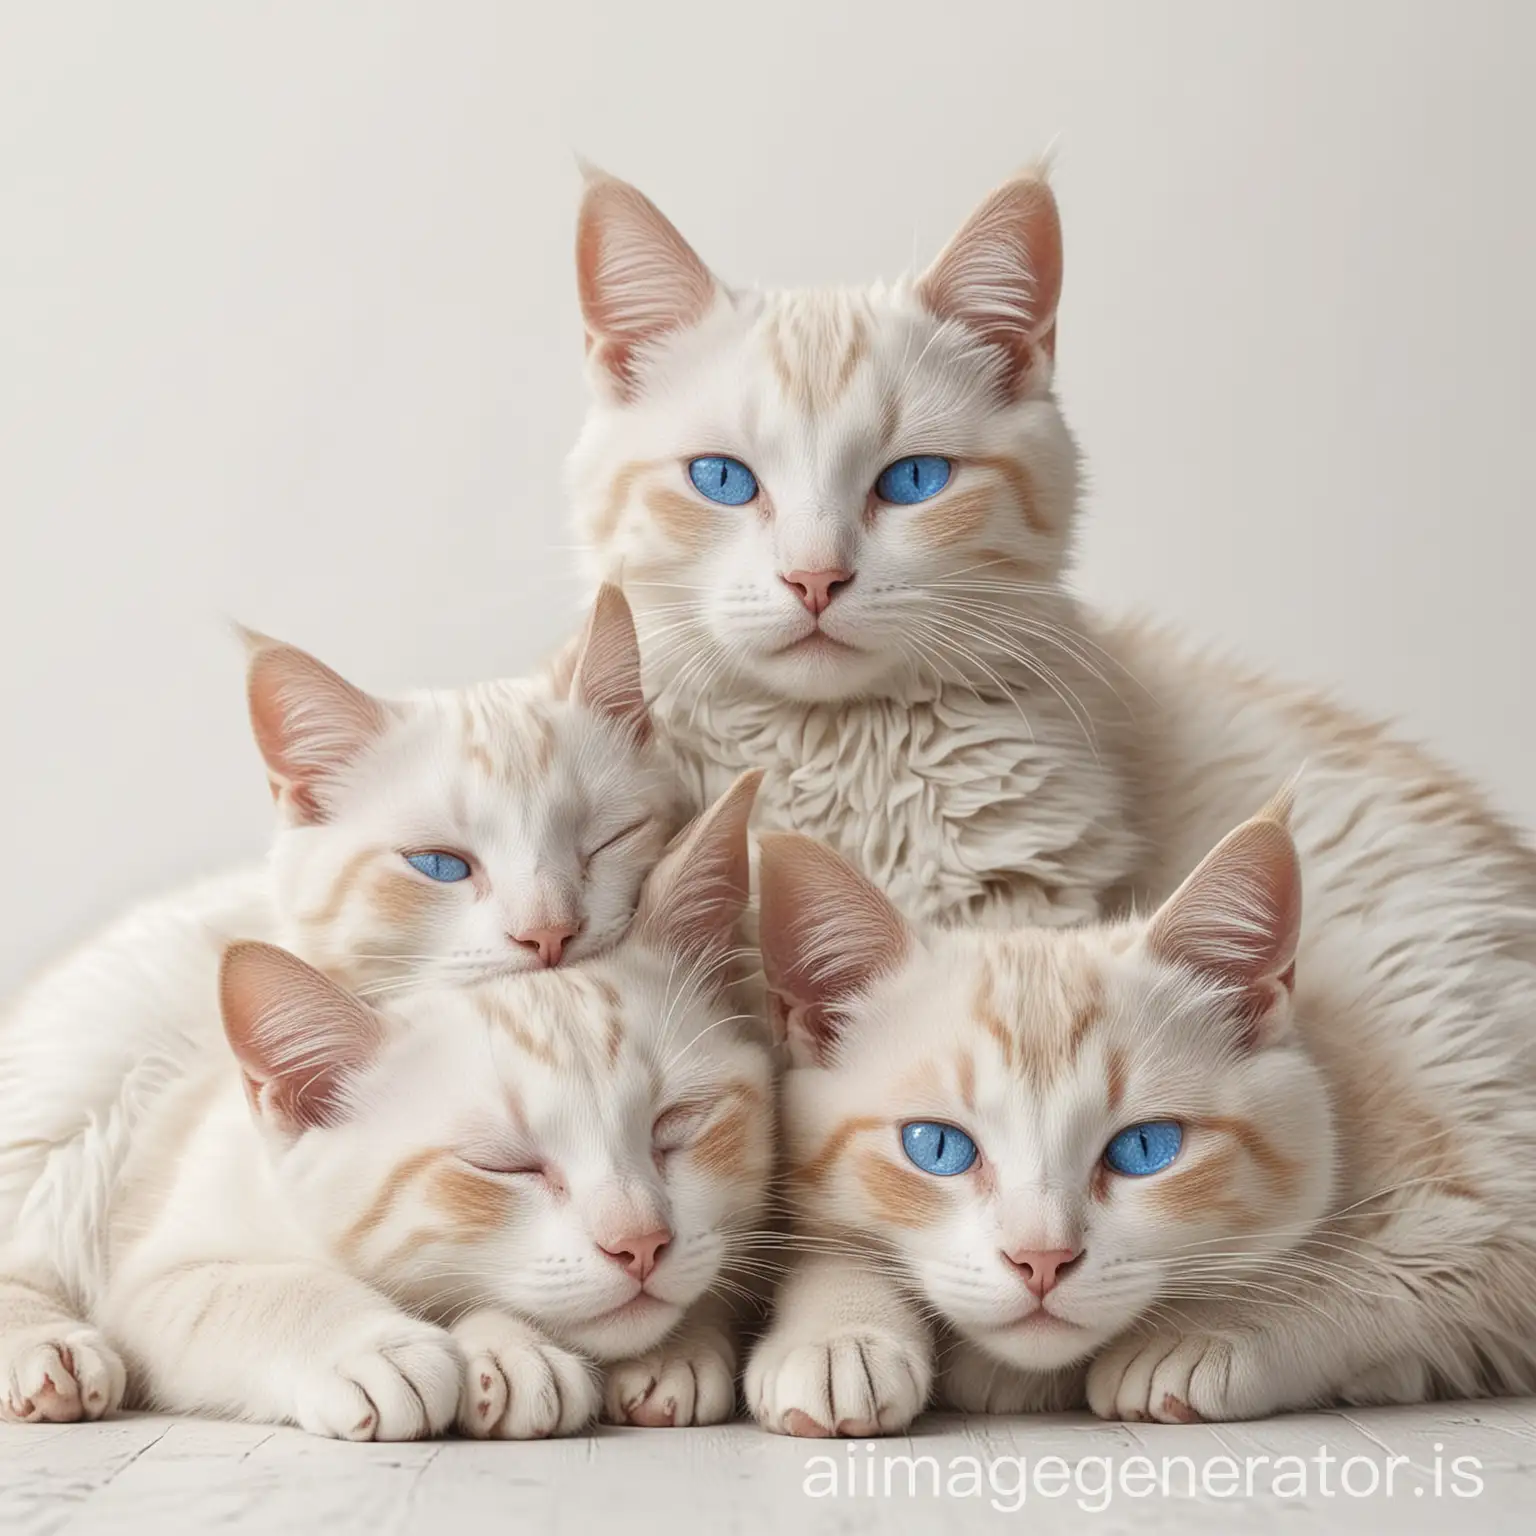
{"left": 3, "top": 0, "right": 1532, "bottom": 988}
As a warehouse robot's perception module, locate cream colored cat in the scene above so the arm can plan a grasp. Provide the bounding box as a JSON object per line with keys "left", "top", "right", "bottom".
{"left": 747, "top": 761, "right": 1536, "bottom": 1430}
{"left": 0, "top": 775, "right": 770, "bottom": 1437}
{"left": 0, "top": 585, "right": 689, "bottom": 1344}
{"left": 567, "top": 165, "right": 1137, "bottom": 931}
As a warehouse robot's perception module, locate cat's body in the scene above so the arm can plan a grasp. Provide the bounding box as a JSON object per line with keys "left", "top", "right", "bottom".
{"left": 562, "top": 164, "right": 1536, "bottom": 1427}
{"left": 568, "top": 167, "right": 1140, "bottom": 931}
{"left": 1, "top": 775, "right": 769, "bottom": 1436}
{"left": 0, "top": 589, "right": 688, "bottom": 1238}
{"left": 747, "top": 738, "right": 1536, "bottom": 1429}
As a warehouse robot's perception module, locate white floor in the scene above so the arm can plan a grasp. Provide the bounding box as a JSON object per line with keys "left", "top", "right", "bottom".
{"left": 2, "top": 1402, "right": 1533, "bottom": 1534}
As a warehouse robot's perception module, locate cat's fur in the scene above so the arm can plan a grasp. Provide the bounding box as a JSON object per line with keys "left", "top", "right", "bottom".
{"left": 0, "top": 773, "right": 771, "bottom": 1437}
{"left": 747, "top": 759, "right": 1536, "bottom": 1430}
{"left": 566, "top": 165, "right": 1536, "bottom": 1429}
{"left": 567, "top": 166, "right": 1137, "bottom": 930}
{"left": 0, "top": 586, "right": 690, "bottom": 1258}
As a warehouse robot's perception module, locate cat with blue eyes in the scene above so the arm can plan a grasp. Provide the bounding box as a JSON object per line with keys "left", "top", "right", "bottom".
{"left": 0, "top": 584, "right": 691, "bottom": 1268}
{"left": 568, "top": 164, "right": 1138, "bottom": 933}
{"left": 748, "top": 787, "right": 1536, "bottom": 1431}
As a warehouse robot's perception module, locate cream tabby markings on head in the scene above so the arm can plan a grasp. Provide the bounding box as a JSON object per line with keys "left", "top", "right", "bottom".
{"left": 0, "top": 584, "right": 690, "bottom": 1344}
{"left": 566, "top": 163, "right": 1138, "bottom": 932}
{"left": 0, "top": 774, "right": 770, "bottom": 1438}
{"left": 748, "top": 774, "right": 1536, "bottom": 1433}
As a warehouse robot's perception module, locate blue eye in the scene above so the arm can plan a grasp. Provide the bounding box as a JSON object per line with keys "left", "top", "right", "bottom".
{"left": 1103, "top": 1121, "right": 1183, "bottom": 1177}
{"left": 688, "top": 456, "right": 759, "bottom": 506}
{"left": 875, "top": 455, "right": 952, "bottom": 505}
{"left": 404, "top": 851, "right": 471, "bottom": 883}
{"left": 901, "top": 1121, "right": 978, "bottom": 1177}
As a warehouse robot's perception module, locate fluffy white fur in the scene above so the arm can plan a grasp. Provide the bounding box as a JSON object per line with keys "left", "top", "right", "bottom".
{"left": 747, "top": 718, "right": 1536, "bottom": 1430}
{"left": 568, "top": 166, "right": 1137, "bottom": 930}
{"left": 0, "top": 587, "right": 688, "bottom": 1314}
{"left": 0, "top": 775, "right": 770, "bottom": 1437}
{"left": 564, "top": 164, "right": 1536, "bottom": 1432}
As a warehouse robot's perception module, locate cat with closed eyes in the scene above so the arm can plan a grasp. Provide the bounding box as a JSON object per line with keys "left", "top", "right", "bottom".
{"left": 746, "top": 779, "right": 1536, "bottom": 1432}
{"left": 0, "top": 585, "right": 690, "bottom": 1312}
{"left": 0, "top": 773, "right": 770, "bottom": 1437}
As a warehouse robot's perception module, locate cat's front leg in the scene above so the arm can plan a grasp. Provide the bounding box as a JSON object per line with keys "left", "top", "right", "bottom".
{"left": 603, "top": 1292, "right": 737, "bottom": 1428}
{"left": 746, "top": 1252, "right": 932, "bottom": 1437}
{"left": 938, "top": 1337, "right": 1084, "bottom": 1415}
{"left": 0, "top": 1272, "right": 126, "bottom": 1423}
{"left": 1087, "top": 1327, "right": 1277, "bottom": 1419}
{"left": 105, "top": 1261, "right": 460, "bottom": 1440}
{"left": 453, "top": 1308, "right": 599, "bottom": 1439}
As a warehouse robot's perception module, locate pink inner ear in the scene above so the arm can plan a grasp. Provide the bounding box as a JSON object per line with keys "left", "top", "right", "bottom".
{"left": 637, "top": 770, "right": 760, "bottom": 962}
{"left": 1146, "top": 815, "right": 1303, "bottom": 1035}
{"left": 244, "top": 638, "right": 389, "bottom": 824}
{"left": 757, "top": 834, "right": 910, "bottom": 1065}
{"left": 572, "top": 583, "right": 650, "bottom": 743}
{"left": 917, "top": 171, "right": 1062, "bottom": 395}
{"left": 575, "top": 172, "right": 718, "bottom": 396}
{"left": 219, "top": 942, "right": 383, "bottom": 1133}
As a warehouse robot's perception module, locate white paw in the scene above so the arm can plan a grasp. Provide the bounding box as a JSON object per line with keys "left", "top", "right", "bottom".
{"left": 603, "top": 1334, "right": 736, "bottom": 1427}
{"left": 1087, "top": 1331, "right": 1268, "bottom": 1423}
{"left": 293, "top": 1315, "right": 461, "bottom": 1441}
{"left": 747, "top": 1330, "right": 931, "bottom": 1437}
{"left": 939, "top": 1343, "right": 1084, "bottom": 1415}
{"left": 0, "top": 1326, "right": 127, "bottom": 1423}
{"left": 453, "top": 1310, "right": 598, "bottom": 1439}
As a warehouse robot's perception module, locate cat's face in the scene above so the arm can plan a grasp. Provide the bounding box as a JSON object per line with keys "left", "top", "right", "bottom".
{"left": 566, "top": 169, "right": 1080, "bottom": 704}
{"left": 760, "top": 803, "right": 1336, "bottom": 1372}
{"left": 247, "top": 586, "right": 690, "bottom": 993}
{"left": 221, "top": 774, "right": 771, "bottom": 1361}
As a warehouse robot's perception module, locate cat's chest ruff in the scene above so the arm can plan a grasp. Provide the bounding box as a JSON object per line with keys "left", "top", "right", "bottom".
{"left": 654, "top": 682, "right": 1135, "bottom": 926}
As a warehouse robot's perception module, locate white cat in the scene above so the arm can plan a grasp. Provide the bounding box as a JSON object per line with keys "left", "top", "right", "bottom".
{"left": 746, "top": 758, "right": 1536, "bottom": 1430}
{"left": 0, "top": 585, "right": 689, "bottom": 1307}
{"left": 0, "top": 774, "right": 770, "bottom": 1437}
{"left": 566, "top": 165, "right": 1137, "bottom": 931}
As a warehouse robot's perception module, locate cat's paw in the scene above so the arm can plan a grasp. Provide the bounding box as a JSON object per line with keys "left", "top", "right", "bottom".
{"left": 1088, "top": 1331, "right": 1271, "bottom": 1423}
{"left": 293, "top": 1314, "right": 461, "bottom": 1441}
{"left": 747, "top": 1330, "right": 931, "bottom": 1437}
{"left": 603, "top": 1334, "right": 736, "bottom": 1427}
{"left": 939, "top": 1342, "right": 1084, "bottom": 1415}
{"left": 453, "top": 1310, "right": 598, "bottom": 1440}
{"left": 0, "top": 1326, "right": 127, "bottom": 1423}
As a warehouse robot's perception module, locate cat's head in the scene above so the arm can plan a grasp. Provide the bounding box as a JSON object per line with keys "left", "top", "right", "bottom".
{"left": 566, "top": 164, "right": 1080, "bottom": 705}
{"left": 220, "top": 772, "right": 771, "bottom": 1361}
{"left": 760, "top": 800, "right": 1336, "bottom": 1371}
{"left": 245, "top": 584, "right": 690, "bottom": 993}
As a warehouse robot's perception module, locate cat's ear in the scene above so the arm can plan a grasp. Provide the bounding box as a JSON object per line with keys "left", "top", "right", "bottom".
{"left": 917, "top": 164, "right": 1062, "bottom": 397}
{"left": 571, "top": 583, "right": 650, "bottom": 743}
{"left": 636, "top": 770, "right": 762, "bottom": 964}
{"left": 241, "top": 628, "right": 392, "bottom": 825}
{"left": 576, "top": 166, "right": 722, "bottom": 399}
{"left": 1145, "top": 803, "right": 1302, "bottom": 1046}
{"left": 758, "top": 833, "right": 913, "bottom": 1067}
{"left": 219, "top": 942, "right": 385, "bottom": 1135}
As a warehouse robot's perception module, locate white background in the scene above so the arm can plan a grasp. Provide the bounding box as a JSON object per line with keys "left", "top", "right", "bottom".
{"left": 2, "top": 1, "right": 1532, "bottom": 989}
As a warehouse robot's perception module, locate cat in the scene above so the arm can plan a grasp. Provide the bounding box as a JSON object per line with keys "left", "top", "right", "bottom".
{"left": 745, "top": 767, "right": 1536, "bottom": 1432}
{"left": 0, "top": 772, "right": 771, "bottom": 1437}
{"left": 565, "top": 164, "right": 1138, "bottom": 932}
{"left": 0, "top": 584, "right": 691, "bottom": 1302}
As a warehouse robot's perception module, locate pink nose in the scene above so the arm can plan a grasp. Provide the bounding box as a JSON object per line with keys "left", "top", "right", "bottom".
{"left": 781, "top": 568, "right": 854, "bottom": 616}
{"left": 599, "top": 1227, "right": 672, "bottom": 1283}
{"left": 510, "top": 923, "right": 578, "bottom": 969}
{"left": 1003, "top": 1247, "right": 1082, "bottom": 1298}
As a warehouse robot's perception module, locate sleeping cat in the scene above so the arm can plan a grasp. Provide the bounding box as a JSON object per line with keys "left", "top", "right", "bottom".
{"left": 746, "top": 780, "right": 1536, "bottom": 1431}
{"left": 1, "top": 774, "right": 770, "bottom": 1437}
{"left": 566, "top": 164, "right": 1137, "bottom": 930}
{"left": 0, "top": 584, "right": 689, "bottom": 1304}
